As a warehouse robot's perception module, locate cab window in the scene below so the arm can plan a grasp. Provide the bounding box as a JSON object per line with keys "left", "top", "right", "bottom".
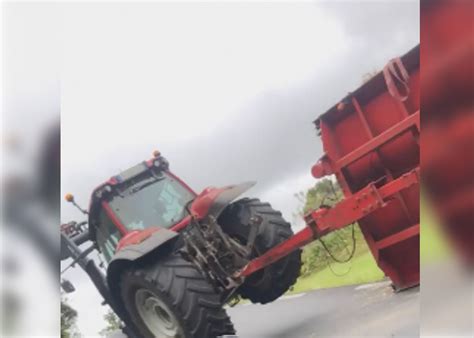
{"left": 96, "top": 210, "right": 121, "bottom": 262}
{"left": 109, "top": 172, "right": 194, "bottom": 231}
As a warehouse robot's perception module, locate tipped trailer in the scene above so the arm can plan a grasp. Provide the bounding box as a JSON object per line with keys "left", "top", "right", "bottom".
{"left": 238, "top": 45, "right": 420, "bottom": 291}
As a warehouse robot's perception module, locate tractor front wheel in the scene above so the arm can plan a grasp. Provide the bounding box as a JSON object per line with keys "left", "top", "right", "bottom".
{"left": 219, "top": 198, "right": 302, "bottom": 304}
{"left": 120, "top": 253, "right": 235, "bottom": 338}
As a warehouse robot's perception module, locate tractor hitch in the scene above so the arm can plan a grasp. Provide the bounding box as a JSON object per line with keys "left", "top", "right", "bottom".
{"left": 181, "top": 214, "right": 250, "bottom": 290}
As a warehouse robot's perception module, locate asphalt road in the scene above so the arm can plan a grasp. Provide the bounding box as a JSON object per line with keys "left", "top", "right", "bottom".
{"left": 109, "top": 280, "right": 419, "bottom": 338}
{"left": 227, "top": 280, "right": 419, "bottom": 338}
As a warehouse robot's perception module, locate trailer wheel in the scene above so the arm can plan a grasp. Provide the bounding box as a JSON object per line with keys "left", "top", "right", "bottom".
{"left": 120, "top": 253, "right": 235, "bottom": 338}
{"left": 219, "top": 198, "right": 302, "bottom": 304}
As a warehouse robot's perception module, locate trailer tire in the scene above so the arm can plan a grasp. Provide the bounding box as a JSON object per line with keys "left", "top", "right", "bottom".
{"left": 219, "top": 198, "right": 302, "bottom": 304}
{"left": 119, "top": 253, "right": 235, "bottom": 338}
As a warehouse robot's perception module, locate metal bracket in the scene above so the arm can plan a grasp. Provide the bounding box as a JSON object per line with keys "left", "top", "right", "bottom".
{"left": 246, "top": 215, "right": 263, "bottom": 256}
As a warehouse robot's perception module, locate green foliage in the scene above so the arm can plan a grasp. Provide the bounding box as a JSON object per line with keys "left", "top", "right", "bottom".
{"left": 290, "top": 250, "right": 384, "bottom": 293}
{"left": 61, "top": 297, "right": 80, "bottom": 338}
{"left": 300, "top": 226, "right": 366, "bottom": 277}
{"left": 294, "top": 178, "right": 366, "bottom": 277}
{"left": 290, "top": 177, "right": 385, "bottom": 292}
{"left": 99, "top": 308, "right": 122, "bottom": 337}
{"left": 294, "top": 178, "right": 343, "bottom": 217}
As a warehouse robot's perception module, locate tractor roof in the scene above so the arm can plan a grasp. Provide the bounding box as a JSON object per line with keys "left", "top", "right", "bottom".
{"left": 88, "top": 155, "right": 169, "bottom": 241}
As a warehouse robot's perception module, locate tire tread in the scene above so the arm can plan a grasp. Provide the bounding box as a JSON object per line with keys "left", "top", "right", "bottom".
{"left": 120, "top": 254, "right": 235, "bottom": 338}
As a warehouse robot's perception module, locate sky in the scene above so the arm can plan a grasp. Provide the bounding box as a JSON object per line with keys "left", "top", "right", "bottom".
{"left": 4, "top": 2, "right": 419, "bottom": 336}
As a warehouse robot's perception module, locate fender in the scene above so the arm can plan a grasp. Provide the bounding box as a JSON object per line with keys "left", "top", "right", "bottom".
{"left": 108, "top": 228, "right": 178, "bottom": 267}
{"left": 106, "top": 228, "right": 179, "bottom": 292}
{"left": 190, "top": 181, "right": 256, "bottom": 221}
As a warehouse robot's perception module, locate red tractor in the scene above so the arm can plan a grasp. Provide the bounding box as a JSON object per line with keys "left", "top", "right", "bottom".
{"left": 61, "top": 151, "right": 301, "bottom": 338}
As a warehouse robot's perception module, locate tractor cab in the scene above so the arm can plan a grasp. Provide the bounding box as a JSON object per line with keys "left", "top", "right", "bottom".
{"left": 88, "top": 152, "right": 196, "bottom": 261}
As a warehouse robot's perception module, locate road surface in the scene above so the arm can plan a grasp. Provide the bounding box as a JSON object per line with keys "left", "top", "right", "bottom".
{"left": 108, "top": 280, "right": 419, "bottom": 338}
{"left": 227, "top": 280, "right": 419, "bottom": 338}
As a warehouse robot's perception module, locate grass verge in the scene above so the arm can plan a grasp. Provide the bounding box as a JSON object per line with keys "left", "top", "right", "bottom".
{"left": 289, "top": 247, "right": 384, "bottom": 294}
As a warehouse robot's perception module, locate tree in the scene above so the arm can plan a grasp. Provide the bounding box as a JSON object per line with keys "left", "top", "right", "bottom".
{"left": 294, "top": 178, "right": 365, "bottom": 277}
{"left": 61, "top": 297, "right": 80, "bottom": 338}
{"left": 99, "top": 308, "right": 122, "bottom": 337}
{"left": 294, "top": 178, "right": 344, "bottom": 223}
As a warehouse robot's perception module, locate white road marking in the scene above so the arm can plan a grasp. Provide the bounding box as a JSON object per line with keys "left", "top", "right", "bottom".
{"left": 355, "top": 280, "right": 391, "bottom": 291}
{"left": 229, "top": 293, "right": 307, "bottom": 308}
{"left": 277, "top": 293, "right": 306, "bottom": 301}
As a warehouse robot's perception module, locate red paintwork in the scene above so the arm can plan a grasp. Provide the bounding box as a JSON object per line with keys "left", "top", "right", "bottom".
{"left": 116, "top": 227, "right": 161, "bottom": 252}
{"left": 89, "top": 157, "right": 198, "bottom": 243}
{"left": 98, "top": 173, "right": 195, "bottom": 249}
{"left": 310, "top": 168, "right": 418, "bottom": 234}
{"left": 107, "top": 176, "right": 119, "bottom": 185}
{"left": 91, "top": 5, "right": 472, "bottom": 288}
{"left": 170, "top": 215, "right": 192, "bottom": 232}
{"left": 88, "top": 51, "right": 423, "bottom": 289}
{"left": 189, "top": 187, "right": 228, "bottom": 220}
{"left": 239, "top": 47, "right": 421, "bottom": 290}
{"left": 239, "top": 227, "right": 314, "bottom": 277}
{"left": 306, "top": 46, "right": 420, "bottom": 290}
{"left": 109, "top": 185, "right": 237, "bottom": 252}
{"left": 239, "top": 168, "right": 420, "bottom": 280}
{"left": 95, "top": 165, "right": 238, "bottom": 251}
{"left": 102, "top": 201, "right": 128, "bottom": 236}
{"left": 145, "top": 159, "right": 154, "bottom": 167}
{"left": 312, "top": 46, "right": 420, "bottom": 290}
{"left": 311, "top": 155, "right": 332, "bottom": 178}
{"left": 334, "top": 112, "right": 419, "bottom": 170}
{"left": 111, "top": 185, "right": 238, "bottom": 251}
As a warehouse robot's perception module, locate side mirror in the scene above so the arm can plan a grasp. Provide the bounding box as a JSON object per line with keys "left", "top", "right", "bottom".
{"left": 61, "top": 279, "right": 75, "bottom": 293}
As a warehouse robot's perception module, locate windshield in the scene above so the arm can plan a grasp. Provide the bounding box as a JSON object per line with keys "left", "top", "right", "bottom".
{"left": 108, "top": 172, "right": 195, "bottom": 231}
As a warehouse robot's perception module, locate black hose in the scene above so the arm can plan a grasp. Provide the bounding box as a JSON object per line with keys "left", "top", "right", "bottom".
{"left": 317, "top": 223, "right": 357, "bottom": 264}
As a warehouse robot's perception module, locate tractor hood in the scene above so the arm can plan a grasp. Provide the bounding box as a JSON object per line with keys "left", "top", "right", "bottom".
{"left": 189, "top": 182, "right": 256, "bottom": 221}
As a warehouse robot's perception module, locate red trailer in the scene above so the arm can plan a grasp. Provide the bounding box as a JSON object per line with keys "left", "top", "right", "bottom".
{"left": 240, "top": 46, "right": 420, "bottom": 291}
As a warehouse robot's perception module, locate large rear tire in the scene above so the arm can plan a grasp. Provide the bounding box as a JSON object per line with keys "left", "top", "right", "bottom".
{"left": 120, "top": 253, "right": 235, "bottom": 338}
{"left": 219, "top": 198, "right": 302, "bottom": 304}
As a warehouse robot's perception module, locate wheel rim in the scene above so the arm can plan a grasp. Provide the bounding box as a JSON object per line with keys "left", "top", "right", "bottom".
{"left": 134, "top": 288, "right": 183, "bottom": 338}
